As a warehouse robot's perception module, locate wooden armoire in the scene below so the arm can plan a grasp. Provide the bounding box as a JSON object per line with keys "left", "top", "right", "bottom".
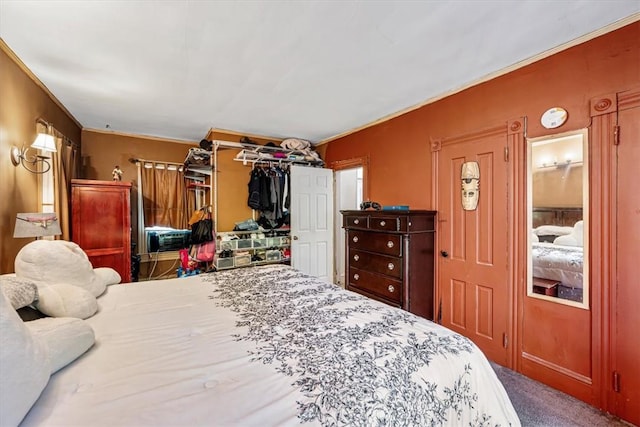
{"left": 71, "top": 179, "right": 132, "bottom": 283}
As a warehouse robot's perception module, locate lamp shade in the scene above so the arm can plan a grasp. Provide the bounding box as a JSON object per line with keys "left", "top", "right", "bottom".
{"left": 31, "top": 133, "right": 57, "bottom": 153}
{"left": 14, "top": 213, "right": 62, "bottom": 238}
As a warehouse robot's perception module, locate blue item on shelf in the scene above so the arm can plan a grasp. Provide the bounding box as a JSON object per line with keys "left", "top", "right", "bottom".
{"left": 382, "top": 205, "right": 410, "bottom": 211}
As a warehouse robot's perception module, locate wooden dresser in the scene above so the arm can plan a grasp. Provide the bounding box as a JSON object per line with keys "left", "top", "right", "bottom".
{"left": 342, "top": 210, "right": 436, "bottom": 320}
{"left": 71, "top": 179, "right": 132, "bottom": 283}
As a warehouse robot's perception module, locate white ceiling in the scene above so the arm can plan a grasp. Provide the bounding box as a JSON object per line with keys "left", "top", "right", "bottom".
{"left": 1, "top": 1, "right": 638, "bottom": 144}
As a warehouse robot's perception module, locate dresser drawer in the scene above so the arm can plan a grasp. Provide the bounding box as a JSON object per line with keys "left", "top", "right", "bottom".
{"left": 349, "top": 249, "right": 402, "bottom": 279}
{"left": 348, "top": 268, "right": 402, "bottom": 304}
{"left": 348, "top": 231, "right": 402, "bottom": 257}
{"left": 343, "top": 215, "right": 369, "bottom": 229}
{"left": 368, "top": 215, "right": 409, "bottom": 232}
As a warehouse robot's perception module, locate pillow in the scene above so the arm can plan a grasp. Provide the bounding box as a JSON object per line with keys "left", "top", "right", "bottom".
{"left": 25, "top": 317, "right": 95, "bottom": 374}
{"left": 15, "top": 240, "right": 107, "bottom": 297}
{"left": 553, "top": 220, "right": 584, "bottom": 247}
{"left": 0, "top": 275, "right": 38, "bottom": 309}
{"left": 35, "top": 284, "right": 98, "bottom": 319}
{"left": 94, "top": 267, "right": 122, "bottom": 286}
{"left": 533, "top": 225, "right": 573, "bottom": 236}
{"left": 0, "top": 290, "right": 50, "bottom": 426}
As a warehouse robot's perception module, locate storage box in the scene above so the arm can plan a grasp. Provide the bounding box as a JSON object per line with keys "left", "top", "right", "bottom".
{"left": 218, "top": 239, "right": 236, "bottom": 251}
{"left": 252, "top": 238, "right": 266, "bottom": 248}
{"left": 237, "top": 239, "right": 252, "bottom": 249}
{"left": 265, "top": 250, "right": 281, "bottom": 262}
{"left": 234, "top": 254, "right": 252, "bottom": 267}
{"left": 215, "top": 257, "right": 234, "bottom": 270}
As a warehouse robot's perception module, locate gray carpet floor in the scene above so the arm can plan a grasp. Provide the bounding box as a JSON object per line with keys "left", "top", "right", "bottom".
{"left": 491, "top": 363, "right": 628, "bottom": 426}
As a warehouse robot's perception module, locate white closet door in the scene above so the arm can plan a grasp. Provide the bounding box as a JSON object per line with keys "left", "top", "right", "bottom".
{"left": 290, "top": 165, "right": 334, "bottom": 282}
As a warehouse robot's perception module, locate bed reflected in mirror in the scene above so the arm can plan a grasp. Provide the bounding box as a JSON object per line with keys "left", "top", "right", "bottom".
{"left": 527, "top": 129, "right": 589, "bottom": 309}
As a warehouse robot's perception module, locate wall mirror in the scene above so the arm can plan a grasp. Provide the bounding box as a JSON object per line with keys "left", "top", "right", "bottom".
{"left": 527, "top": 129, "right": 589, "bottom": 309}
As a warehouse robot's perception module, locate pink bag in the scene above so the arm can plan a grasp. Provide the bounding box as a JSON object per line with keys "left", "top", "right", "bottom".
{"left": 196, "top": 239, "right": 216, "bottom": 262}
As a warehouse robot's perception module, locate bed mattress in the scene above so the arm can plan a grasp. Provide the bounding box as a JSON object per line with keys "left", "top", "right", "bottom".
{"left": 22, "top": 265, "right": 519, "bottom": 426}
{"left": 532, "top": 242, "right": 584, "bottom": 289}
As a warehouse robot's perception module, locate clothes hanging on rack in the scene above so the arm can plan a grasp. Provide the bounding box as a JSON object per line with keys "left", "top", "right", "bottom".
{"left": 247, "top": 164, "right": 290, "bottom": 229}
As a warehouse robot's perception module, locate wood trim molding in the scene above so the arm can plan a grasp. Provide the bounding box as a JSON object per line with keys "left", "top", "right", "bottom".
{"left": 329, "top": 156, "right": 368, "bottom": 171}
{"left": 522, "top": 352, "right": 593, "bottom": 385}
{"left": 590, "top": 93, "right": 617, "bottom": 117}
{"left": 83, "top": 128, "right": 197, "bottom": 145}
{"left": 0, "top": 38, "right": 82, "bottom": 129}
{"left": 329, "top": 156, "right": 370, "bottom": 202}
{"left": 507, "top": 117, "right": 526, "bottom": 136}
{"left": 508, "top": 118, "right": 526, "bottom": 371}
{"left": 430, "top": 138, "right": 442, "bottom": 152}
{"left": 589, "top": 97, "right": 617, "bottom": 411}
{"left": 438, "top": 123, "right": 507, "bottom": 147}
{"left": 618, "top": 86, "right": 640, "bottom": 110}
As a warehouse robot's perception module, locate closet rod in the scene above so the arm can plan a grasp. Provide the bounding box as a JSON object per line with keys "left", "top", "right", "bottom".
{"left": 129, "top": 157, "right": 184, "bottom": 167}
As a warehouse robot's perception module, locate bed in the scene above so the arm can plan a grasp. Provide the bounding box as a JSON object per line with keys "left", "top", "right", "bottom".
{"left": 531, "top": 206, "right": 584, "bottom": 291}
{"left": 531, "top": 242, "right": 583, "bottom": 289}
{"left": 20, "top": 265, "right": 519, "bottom": 426}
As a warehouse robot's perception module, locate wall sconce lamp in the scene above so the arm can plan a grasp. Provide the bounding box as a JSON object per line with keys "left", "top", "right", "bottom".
{"left": 10, "top": 119, "right": 58, "bottom": 174}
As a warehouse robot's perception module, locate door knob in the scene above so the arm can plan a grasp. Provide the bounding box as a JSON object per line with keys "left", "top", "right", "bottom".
{"left": 293, "top": 236, "right": 299, "bottom": 240}
{"left": 440, "top": 250, "right": 449, "bottom": 258}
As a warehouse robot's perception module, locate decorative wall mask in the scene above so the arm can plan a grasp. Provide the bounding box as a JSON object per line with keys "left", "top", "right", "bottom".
{"left": 461, "top": 162, "right": 480, "bottom": 211}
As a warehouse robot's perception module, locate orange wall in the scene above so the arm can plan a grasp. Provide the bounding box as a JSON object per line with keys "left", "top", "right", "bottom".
{"left": 0, "top": 42, "right": 82, "bottom": 274}
{"left": 323, "top": 22, "right": 640, "bottom": 209}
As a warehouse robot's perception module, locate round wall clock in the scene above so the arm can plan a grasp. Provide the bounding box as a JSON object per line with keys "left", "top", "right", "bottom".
{"left": 541, "top": 107, "right": 568, "bottom": 129}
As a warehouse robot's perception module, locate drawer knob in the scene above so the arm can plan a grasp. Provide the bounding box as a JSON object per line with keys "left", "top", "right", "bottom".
{"left": 387, "top": 240, "right": 394, "bottom": 248}
{"left": 353, "top": 273, "right": 360, "bottom": 281}
{"left": 380, "top": 220, "right": 386, "bottom": 227}
{"left": 388, "top": 263, "right": 395, "bottom": 271}
{"left": 353, "top": 254, "right": 360, "bottom": 261}
{"left": 388, "top": 285, "right": 395, "bottom": 293}
{"left": 353, "top": 218, "right": 359, "bottom": 225}
{"left": 352, "top": 236, "right": 359, "bottom": 243}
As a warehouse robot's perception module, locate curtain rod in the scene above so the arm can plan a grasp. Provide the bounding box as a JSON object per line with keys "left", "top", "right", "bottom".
{"left": 129, "top": 157, "right": 184, "bottom": 167}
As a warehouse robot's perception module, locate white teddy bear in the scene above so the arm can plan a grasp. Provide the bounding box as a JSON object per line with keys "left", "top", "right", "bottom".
{"left": 14, "top": 240, "right": 121, "bottom": 319}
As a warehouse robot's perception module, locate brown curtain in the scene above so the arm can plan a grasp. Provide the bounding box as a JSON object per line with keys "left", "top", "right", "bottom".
{"left": 52, "top": 136, "right": 79, "bottom": 241}
{"left": 141, "top": 163, "right": 187, "bottom": 228}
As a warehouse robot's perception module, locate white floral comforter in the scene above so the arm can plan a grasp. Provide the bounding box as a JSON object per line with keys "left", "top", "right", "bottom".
{"left": 22, "top": 265, "right": 519, "bottom": 427}
{"left": 532, "top": 242, "right": 584, "bottom": 288}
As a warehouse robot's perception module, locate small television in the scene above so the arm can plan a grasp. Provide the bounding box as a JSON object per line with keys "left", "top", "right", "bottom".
{"left": 145, "top": 227, "right": 191, "bottom": 253}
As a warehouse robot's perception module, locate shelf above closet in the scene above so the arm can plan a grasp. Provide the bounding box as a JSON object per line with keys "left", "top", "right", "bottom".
{"left": 234, "top": 144, "right": 323, "bottom": 166}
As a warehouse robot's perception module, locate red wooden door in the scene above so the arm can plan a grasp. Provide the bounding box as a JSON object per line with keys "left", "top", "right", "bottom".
{"left": 613, "top": 92, "right": 640, "bottom": 425}
{"left": 435, "top": 128, "right": 511, "bottom": 365}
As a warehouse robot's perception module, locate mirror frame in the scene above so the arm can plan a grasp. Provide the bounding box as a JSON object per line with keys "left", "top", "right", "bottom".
{"left": 526, "top": 128, "right": 589, "bottom": 309}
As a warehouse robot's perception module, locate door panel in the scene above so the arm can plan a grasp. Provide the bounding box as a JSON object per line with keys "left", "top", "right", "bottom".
{"left": 437, "top": 131, "right": 510, "bottom": 365}
{"left": 614, "top": 99, "right": 640, "bottom": 425}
